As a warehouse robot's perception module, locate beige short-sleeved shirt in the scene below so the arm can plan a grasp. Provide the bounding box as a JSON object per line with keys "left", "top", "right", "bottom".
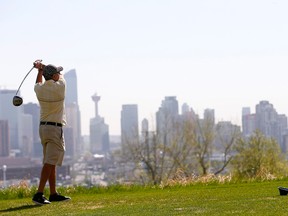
{"left": 34, "top": 76, "right": 66, "bottom": 125}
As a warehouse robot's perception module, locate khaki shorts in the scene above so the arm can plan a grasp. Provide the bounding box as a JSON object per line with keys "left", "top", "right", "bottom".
{"left": 39, "top": 125, "right": 65, "bottom": 166}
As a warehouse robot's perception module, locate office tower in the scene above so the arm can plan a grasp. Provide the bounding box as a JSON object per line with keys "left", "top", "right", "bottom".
{"left": 65, "top": 103, "right": 77, "bottom": 157}
{"left": 121, "top": 104, "right": 139, "bottom": 145}
{"left": 181, "top": 103, "right": 190, "bottom": 115}
{"left": 64, "top": 69, "right": 82, "bottom": 156}
{"left": 90, "top": 93, "right": 110, "bottom": 153}
{"left": 141, "top": 118, "right": 149, "bottom": 133}
{"left": 23, "top": 103, "right": 41, "bottom": 157}
{"left": 0, "top": 120, "right": 9, "bottom": 157}
{"left": 243, "top": 101, "right": 288, "bottom": 152}
{"left": 255, "top": 101, "right": 287, "bottom": 147}
{"left": 65, "top": 69, "right": 78, "bottom": 104}
{"left": 64, "top": 127, "right": 74, "bottom": 157}
{"left": 255, "top": 100, "right": 286, "bottom": 151}
{"left": 180, "top": 103, "right": 198, "bottom": 123}
{"left": 255, "top": 101, "right": 278, "bottom": 138}
{"left": 278, "top": 114, "right": 288, "bottom": 152}
{"left": 159, "top": 96, "right": 179, "bottom": 116}
{"left": 156, "top": 96, "right": 179, "bottom": 135}
{"left": 0, "top": 90, "right": 22, "bottom": 151}
{"left": 20, "top": 114, "right": 33, "bottom": 157}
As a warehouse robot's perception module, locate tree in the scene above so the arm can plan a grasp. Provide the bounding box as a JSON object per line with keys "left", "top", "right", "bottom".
{"left": 118, "top": 113, "right": 242, "bottom": 185}
{"left": 213, "top": 122, "right": 241, "bottom": 175}
{"left": 194, "top": 117, "right": 215, "bottom": 175}
{"left": 231, "top": 130, "right": 288, "bottom": 179}
{"left": 120, "top": 129, "right": 168, "bottom": 185}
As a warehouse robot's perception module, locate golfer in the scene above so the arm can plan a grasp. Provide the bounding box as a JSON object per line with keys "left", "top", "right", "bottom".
{"left": 32, "top": 60, "right": 71, "bottom": 205}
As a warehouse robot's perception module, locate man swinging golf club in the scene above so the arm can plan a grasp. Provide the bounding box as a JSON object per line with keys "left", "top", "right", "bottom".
{"left": 32, "top": 60, "right": 71, "bottom": 205}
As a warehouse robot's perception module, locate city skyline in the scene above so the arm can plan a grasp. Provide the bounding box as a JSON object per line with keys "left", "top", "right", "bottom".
{"left": 1, "top": 0, "right": 288, "bottom": 135}
{"left": 3, "top": 83, "right": 288, "bottom": 138}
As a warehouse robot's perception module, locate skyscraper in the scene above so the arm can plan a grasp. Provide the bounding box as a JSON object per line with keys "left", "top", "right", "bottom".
{"left": 0, "top": 120, "right": 9, "bottom": 157}
{"left": 156, "top": 96, "right": 179, "bottom": 137}
{"left": 121, "top": 104, "right": 139, "bottom": 145}
{"left": 23, "top": 103, "right": 41, "bottom": 157}
{"left": 242, "top": 101, "right": 288, "bottom": 152}
{"left": 20, "top": 113, "right": 33, "bottom": 157}
{"left": 255, "top": 101, "right": 278, "bottom": 138}
{"left": 64, "top": 69, "right": 82, "bottom": 157}
{"left": 204, "top": 108, "right": 215, "bottom": 125}
{"left": 64, "top": 69, "right": 78, "bottom": 104}
{"left": 242, "top": 107, "right": 256, "bottom": 138}
{"left": 0, "top": 90, "right": 22, "bottom": 151}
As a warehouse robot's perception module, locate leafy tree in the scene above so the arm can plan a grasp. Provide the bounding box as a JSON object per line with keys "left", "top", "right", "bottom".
{"left": 231, "top": 130, "right": 288, "bottom": 179}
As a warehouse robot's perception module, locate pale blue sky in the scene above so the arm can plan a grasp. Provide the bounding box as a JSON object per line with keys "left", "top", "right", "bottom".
{"left": 1, "top": 0, "right": 288, "bottom": 135}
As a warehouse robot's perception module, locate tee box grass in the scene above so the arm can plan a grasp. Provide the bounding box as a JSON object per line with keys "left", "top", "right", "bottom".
{"left": 1, "top": 179, "right": 288, "bottom": 215}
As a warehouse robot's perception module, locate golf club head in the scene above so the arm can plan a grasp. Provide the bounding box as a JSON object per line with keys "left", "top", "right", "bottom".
{"left": 13, "top": 96, "right": 23, "bottom": 106}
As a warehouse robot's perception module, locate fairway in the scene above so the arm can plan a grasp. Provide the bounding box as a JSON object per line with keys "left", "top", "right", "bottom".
{"left": 1, "top": 180, "right": 288, "bottom": 215}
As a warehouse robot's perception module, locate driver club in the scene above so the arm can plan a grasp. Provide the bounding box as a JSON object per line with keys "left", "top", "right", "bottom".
{"left": 13, "top": 60, "right": 42, "bottom": 106}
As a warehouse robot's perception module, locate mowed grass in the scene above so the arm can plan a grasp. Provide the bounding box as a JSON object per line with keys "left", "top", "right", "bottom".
{"left": 1, "top": 179, "right": 288, "bottom": 215}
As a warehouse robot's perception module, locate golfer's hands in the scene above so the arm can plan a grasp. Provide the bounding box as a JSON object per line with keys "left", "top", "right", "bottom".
{"left": 33, "top": 59, "right": 44, "bottom": 70}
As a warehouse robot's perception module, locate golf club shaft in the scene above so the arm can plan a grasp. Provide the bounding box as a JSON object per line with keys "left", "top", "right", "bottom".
{"left": 15, "top": 66, "right": 35, "bottom": 96}
{"left": 15, "top": 60, "right": 42, "bottom": 96}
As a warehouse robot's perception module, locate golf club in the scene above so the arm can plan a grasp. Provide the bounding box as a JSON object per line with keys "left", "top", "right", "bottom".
{"left": 12, "top": 60, "right": 42, "bottom": 106}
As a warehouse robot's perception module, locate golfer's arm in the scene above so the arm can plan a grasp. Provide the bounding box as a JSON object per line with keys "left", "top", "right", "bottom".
{"left": 35, "top": 69, "right": 43, "bottom": 83}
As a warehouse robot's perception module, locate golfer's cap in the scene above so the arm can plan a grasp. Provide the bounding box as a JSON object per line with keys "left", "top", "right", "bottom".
{"left": 43, "top": 64, "right": 63, "bottom": 79}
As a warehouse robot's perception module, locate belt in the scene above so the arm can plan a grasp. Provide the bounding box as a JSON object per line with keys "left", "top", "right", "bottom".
{"left": 40, "top": 121, "right": 62, "bottom": 127}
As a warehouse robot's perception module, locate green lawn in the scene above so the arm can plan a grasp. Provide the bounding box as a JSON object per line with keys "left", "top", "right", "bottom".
{"left": 1, "top": 180, "right": 288, "bottom": 215}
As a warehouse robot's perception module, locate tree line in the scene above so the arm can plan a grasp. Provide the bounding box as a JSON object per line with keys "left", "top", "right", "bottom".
{"left": 115, "top": 114, "right": 288, "bottom": 185}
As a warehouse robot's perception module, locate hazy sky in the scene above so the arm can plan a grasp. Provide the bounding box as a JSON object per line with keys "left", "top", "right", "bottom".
{"left": 1, "top": 0, "right": 288, "bottom": 135}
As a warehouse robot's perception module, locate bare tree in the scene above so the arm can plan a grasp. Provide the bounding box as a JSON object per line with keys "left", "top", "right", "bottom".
{"left": 213, "top": 122, "right": 241, "bottom": 175}
{"left": 165, "top": 117, "right": 197, "bottom": 177}
{"left": 193, "top": 117, "right": 215, "bottom": 175}
{"left": 120, "top": 128, "right": 169, "bottom": 185}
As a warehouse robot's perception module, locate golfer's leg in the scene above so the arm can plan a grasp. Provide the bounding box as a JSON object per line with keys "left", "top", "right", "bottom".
{"left": 37, "top": 163, "right": 53, "bottom": 193}
{"left": 49, "top": 165, "right": 57, "bottom": 195}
